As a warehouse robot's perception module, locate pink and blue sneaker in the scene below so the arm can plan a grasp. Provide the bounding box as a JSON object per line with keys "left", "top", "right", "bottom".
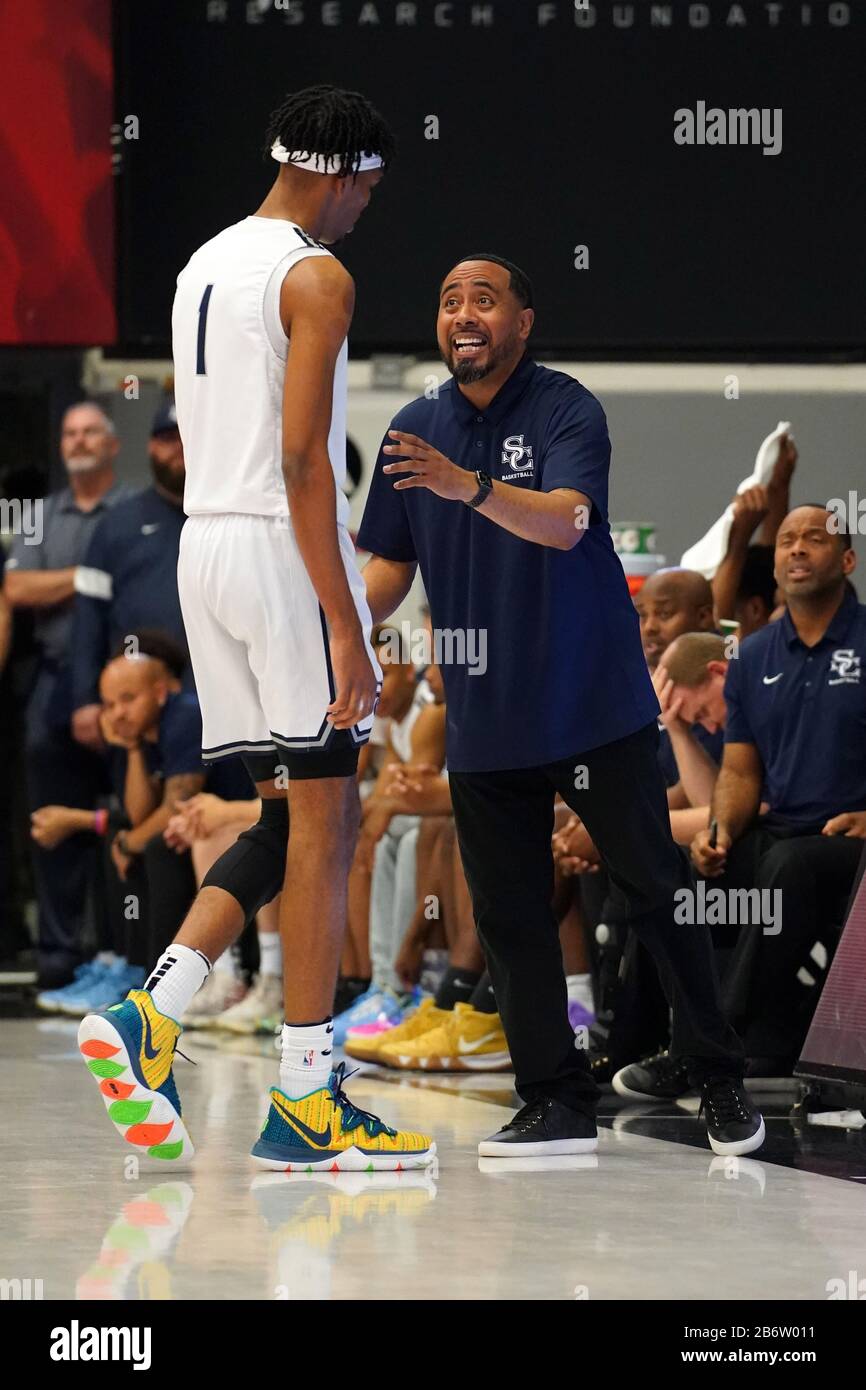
{"left": 332, "top": 985, "right": 407, "bottom": 1047}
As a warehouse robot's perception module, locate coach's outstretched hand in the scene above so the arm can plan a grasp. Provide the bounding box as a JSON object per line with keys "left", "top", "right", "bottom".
{"left": 383, "top": 431, "right": 474, "bottom": 501}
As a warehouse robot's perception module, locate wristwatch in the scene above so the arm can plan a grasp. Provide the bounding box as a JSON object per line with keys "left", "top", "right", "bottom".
{"left": 465, "top": 468, "right": 493, "bottom": 509}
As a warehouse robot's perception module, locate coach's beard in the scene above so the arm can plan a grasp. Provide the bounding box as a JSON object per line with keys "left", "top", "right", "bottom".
{"left": 443, "top": 329, "right": 521, "bottom": 386}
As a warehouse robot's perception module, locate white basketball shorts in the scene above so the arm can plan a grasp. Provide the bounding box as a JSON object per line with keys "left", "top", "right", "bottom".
{"left": 177, "top": 512, "right": 381, "bottom": 768}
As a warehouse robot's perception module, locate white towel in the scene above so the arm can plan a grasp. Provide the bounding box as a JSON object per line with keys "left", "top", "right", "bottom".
{"left": 680, "top": 421, "right": 792, "bottom": 579}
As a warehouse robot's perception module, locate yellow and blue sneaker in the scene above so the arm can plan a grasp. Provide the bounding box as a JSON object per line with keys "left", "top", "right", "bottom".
{"left": 251, "top": 1062, "right": 435, "bottom": 1173}
{"left": 77, "top": 989, "right": 193, "bottom": 1162}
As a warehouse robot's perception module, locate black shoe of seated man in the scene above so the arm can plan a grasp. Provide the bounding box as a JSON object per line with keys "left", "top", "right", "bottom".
{"left": 701, "top": 1077, "right": 766, "bottom": 1157}
{"left": 612, "top": 1049, "right": 692, "bottom": 1102}
{"left": 478, "top": 1096, "right": 598, "bottom": 1157}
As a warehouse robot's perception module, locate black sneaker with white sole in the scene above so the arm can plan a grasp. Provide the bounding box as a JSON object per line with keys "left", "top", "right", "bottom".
{"left": 478, "top": 1096, "right": 598, "bottom": 1157}
{"left": 701, "top": 1078, "right": 766, "bottom": 1156}
{"left": 612, "top": 1050, "right": 692, "bottom": 1102}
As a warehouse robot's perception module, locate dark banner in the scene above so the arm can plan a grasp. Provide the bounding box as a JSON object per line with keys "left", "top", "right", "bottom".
{"left": 116, "top": 0, "right": 865, "bottom": 357}
{"left": 0, "top": 0, "right": 115, "bottom": 346}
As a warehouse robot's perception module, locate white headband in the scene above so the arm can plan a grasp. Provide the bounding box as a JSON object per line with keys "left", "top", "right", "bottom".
{"left": 270, "top": 140, "right": 384, "bottom": 174}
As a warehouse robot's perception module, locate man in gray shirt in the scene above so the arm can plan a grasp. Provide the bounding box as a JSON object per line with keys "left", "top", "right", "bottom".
{"left": 4, "top": 401, "right": 136, "bottom": 987}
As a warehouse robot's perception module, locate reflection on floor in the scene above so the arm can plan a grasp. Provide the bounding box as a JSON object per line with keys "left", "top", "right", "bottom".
{"left": 3, "top": 1018, "right": 866, "bottom": 1301}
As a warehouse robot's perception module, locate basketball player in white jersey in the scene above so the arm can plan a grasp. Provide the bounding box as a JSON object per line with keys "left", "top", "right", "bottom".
{"left": 78, "top": 87, "right": 434, "bottom": 1172}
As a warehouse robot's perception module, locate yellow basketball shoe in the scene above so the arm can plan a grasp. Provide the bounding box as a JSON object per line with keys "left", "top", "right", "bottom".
{"left": 378, "top": 1001, "right": 512, "bottom": 1072}
{"left": 250, "top": 1062, "right": 436, "bottom": 1172}
{"left": 78, "top": 989, "right": 194, "bottom": 1162}
{"left": 344, "top": 996, "right": 450, "bottom": 1063}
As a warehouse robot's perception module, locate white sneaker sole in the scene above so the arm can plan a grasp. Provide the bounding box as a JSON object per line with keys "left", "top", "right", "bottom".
{"left": 707, "top": 1116, "right": 766, "bottom": 1157}
{"left": 78, "top": 1012, "right": 194, "bottom": 1163}
{"left": 478, "top": 1136, "right": 598, "bottom": 1157}
{"left": 250, "top": 1140, "right": 437, "bottom": 1173}
{"left": 380, "top": 1051, "right": 512, "bottom": 1072}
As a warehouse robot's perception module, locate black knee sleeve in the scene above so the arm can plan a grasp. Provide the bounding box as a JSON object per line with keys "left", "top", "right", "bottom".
{"left": 201, "top": 798, "right": 289, "bottom": 922}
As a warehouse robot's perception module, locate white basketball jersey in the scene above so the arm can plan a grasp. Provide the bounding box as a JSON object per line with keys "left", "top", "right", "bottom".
{"left": 172, "top": 217, "right": 349, "bottom": 524}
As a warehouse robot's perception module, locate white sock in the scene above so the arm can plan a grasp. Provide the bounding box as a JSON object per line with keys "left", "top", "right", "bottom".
{"left": 279, "top": 1020, "right": 334, "bottom": 1099}
{"left": 258, "top": 932, "right": 282, "bottom": 979}
{"left": 566, "top": 973, "right": 594, "bottom": 1013}
{"left": 212, "top": 948, "right": 238, "bottom": 978}
{"left": 146, "top": 945, "right": 211, "bottom": 1021}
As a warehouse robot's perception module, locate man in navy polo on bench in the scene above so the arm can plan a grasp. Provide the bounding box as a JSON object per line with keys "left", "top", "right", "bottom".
{"left": 692, "top": 505, "right": 866, "bottom": 1073}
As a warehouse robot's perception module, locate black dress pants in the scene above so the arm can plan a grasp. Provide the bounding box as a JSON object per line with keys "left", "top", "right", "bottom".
{"left": 449, "top": 720, "right": 743, "bottom": 1113}
{"left": 716, "top": 817, "right": 864, "bottom": 1059}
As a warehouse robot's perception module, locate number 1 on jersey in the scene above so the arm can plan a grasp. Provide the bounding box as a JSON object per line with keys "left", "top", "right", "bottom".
{"left": 196, "top": 284, "right": 214, "bottom": 375}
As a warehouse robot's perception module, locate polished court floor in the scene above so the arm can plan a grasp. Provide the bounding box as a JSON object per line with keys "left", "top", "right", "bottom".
{"left": 3, "top": 1016, "right": 866, "bottom": 1301}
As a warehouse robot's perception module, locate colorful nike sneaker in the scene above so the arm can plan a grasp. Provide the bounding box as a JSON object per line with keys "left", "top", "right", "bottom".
{"left": 345, "top": 994, "right": 447, "bottom": 1063}
{"left": 250, "top": 1061, "right": 435, "bottom": 1172}
{"left": 77, "top": 989, "right": 193, "bottom": 1162}
{"left": 377, "top": 1001, "right": 511, "bottom": 1072}
{"left": 331, "top": 985, "right": 407, "bottom": 1047}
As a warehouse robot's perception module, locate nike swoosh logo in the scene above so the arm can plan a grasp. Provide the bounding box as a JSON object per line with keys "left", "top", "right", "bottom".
{"left": 140, "top": 523, "right": 160, "bottom": 535}
{"left": 273, "top": 1098, "right": 332, "bottom": 1147}
{"left": 142, "top": 1009, "right": 159, "bottom": 1061}
{"left": 762, "top": 673, "right": 783, "bottom": 685}
{"left": 457, "top": 1031, "right": 501, "bottom": 1054}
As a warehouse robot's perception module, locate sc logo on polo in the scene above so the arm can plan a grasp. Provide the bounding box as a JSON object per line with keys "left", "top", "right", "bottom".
{"left": 829, "top": 648, "right": 861, "bottom": 686}
{"left": 501, "top": 433, "right": 534, "bottom": 474}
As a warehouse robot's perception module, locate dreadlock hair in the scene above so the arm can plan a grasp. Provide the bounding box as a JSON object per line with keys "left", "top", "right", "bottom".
{"left": 264, "top": 85, "right": 396, "bottom": 177}
{"left": 450, "top": 253, "right": 534, "bottom": 308}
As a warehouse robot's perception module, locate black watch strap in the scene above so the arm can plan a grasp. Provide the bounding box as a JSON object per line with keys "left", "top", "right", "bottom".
{"left": 466, "top": 469, "right": 493, "bottom": 509}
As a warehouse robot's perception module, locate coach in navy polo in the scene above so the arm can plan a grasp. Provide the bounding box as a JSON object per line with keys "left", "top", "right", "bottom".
{"left": 693, "top": 505, "right": 866, "bottom": 1067}
{"left": 358, "top": 254, "right": 763, "bottom": 1158}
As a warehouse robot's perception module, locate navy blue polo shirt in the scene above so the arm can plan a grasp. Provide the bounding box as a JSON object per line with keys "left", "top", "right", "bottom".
{"left": 724, "top": 588, "right": 866, "bottom": 827}
{"left": 71, "top": 487, "right": 190, "bottom": 709}
{"left": 357, "top": 355, "right": 659, "bottom": 772}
